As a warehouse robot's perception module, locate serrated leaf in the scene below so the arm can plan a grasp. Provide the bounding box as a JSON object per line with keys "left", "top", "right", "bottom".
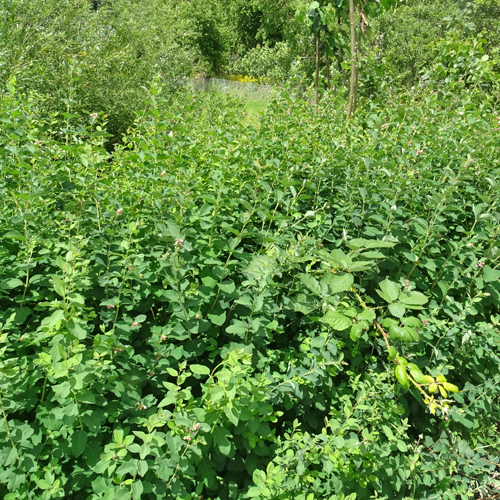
{"left": 299, "top": 273, "right": 324, "bottom": 295}
{"left": 348, "top": 261, "right": 374, "bottom": 272}
{"left": 439, "top": 385, "right": 448, "bottom": 398}
{"left": 292, "top": 293, "right": 317, "bottom": 314}
{"left": 388, "top": 302, "right": 406, "bottom": 318}
{"left": 377, "top": 279, "right": 400, "bottom": 303}
{"left": 358, "top": 309, "right": 376, "bottom": 322}
{"left": 324, "top": 249, "right": 352, "bottom": 269}
{"left": 322, "top": 272, "right": 353, "bottom": 293}
{"left": 350, "top": 323, "right": 363, "bottom": 341}
{"left": 322, "top": 310, "right": 351, "bottom": 331}
{"left": 346, "top": 238, "right": 367, "bottom": 250}
{"left": 388, "top": 323, "right": 405, "bottom": 340}
{"left": 429, "top": 383, "right": 438, "bottom": 393}
{"left": 436, "top": 374, "right": 447, "bottom": 383}
{"left": 402, "top": 316, "right": 421, "bottom": 328}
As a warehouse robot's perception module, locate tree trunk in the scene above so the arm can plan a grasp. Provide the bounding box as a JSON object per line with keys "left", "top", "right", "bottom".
{"left": 314, "top": 33, "right": 320, "bottom": 105}
{"left": 325, "top": 52, "right": 331, "bottom": 89}
{"left": 353, "top": 44, "right": 360, "bottom": 114}
{"left": 347, "top": 0, "right": 357, "bottom": 120}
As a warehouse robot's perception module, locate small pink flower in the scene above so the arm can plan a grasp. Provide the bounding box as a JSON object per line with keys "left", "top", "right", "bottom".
{"left": 107, "top": 304, "right": 115, "bottom": 309}
{"left": 116, "top": 208, "right": 123, "bottom": 216}
{"left": 131, "top": 322, "right": 140, "bottom": 327}
{"left": 467, "top": 243, "right": 474, "bottom": 248}
{"left": 193, "top": 422, "right": 200, "bottom": 430}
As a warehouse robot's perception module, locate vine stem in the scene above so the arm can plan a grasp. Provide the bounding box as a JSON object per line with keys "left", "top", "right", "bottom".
{"left": 351, "top": 287, "right": 394, "bottom": 357}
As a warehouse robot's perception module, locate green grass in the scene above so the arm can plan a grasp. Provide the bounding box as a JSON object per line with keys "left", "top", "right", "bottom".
{"left": 242, "top": 97, "right": 268, "bottom": 126}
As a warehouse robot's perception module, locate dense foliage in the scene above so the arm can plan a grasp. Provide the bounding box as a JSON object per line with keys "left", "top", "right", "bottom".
{"left": 1, "top": 67, "right": 500, "bottom": 499}
{"left": 1, "top": 0, "right": 500, "bottom": 498}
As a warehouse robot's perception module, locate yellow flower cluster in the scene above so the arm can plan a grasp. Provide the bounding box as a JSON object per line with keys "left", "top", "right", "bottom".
{"left": 227, "top": 74, "right": 259, "bottom": 83}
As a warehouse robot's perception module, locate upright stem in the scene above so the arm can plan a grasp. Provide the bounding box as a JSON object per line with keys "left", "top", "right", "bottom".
{"left": 347, "top": 0, "right": 357, "bottom": 120}
{"left": 314, "top": 33, "right": 320, "bottom": 105}
{"left": 325, "top": 52, "right": 331, "bottom": 89}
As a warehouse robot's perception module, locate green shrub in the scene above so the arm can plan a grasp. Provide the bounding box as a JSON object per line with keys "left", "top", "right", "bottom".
{"left": 1, "top": 0, "right": 197, "bottom": 145}
{"left": 0, "top": 74, "right": 499, "bottom": 499}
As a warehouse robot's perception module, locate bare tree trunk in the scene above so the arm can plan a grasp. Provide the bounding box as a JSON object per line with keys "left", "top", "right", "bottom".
{"left": 347, "top": 0, "right": 357, "bottom": 120}
{"left": 314, "top": 33, "right": 320, "bottom": 105}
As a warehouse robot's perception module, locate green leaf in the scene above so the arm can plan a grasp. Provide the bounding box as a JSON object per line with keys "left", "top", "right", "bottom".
{"left": 253, "top": 469, "right": 267, "bottom": 487}
{"left": 377, "top": 279, "right": 400, "bottom": 303}
{"left": 72, "top": 430, "right": 87, "bottom": 458}
{"left": 208, "top": 310, "right": 226, "bottom": 326}
{"left": 225, "top": 320, "right": 248, "bottom": 337}
{"left": 388, "top": 303, "right": 406, "bottom": 318}
{"left": 1, "top": 278, "right": 24, "bottom": 290}
{"left": 3, "top": 230, "right": 26, "bottom": 242}
{"left": 190, "top": 364, "right": 210, "bottom": 376}
{"left": 388, "top": 346, "right": 397, "bottom": 361}
{"left": 322, "top": 272, "right": 354, "bottom": 293}
{"left": 131, "top": 480, "right": 144, "bottom": 500}
{"left": 68, "top": 319, "right": 87, "bottom": 339}
{"left": 52, "top": 277, "right": 66, "bottom": 297}
{"left": 408, "top": 364, "right": 426, "bottom": 385}
{"left": 324, "top": 249, "right": 352, "bottom": 269}
{"left": 397, "top": 440, "right": 408, "bottom": 452}
{"left": 137, "top": 461, "right": 148, "bottom": 477}
{"left": 350, "top": 323, "right": 363, "bottom": 341}
{"left": 395, "top": 365, "right": 409, "bottom": 389}
{"left": 299, "top": 273, "right": 324, "bottom": 296}
{"left": 322, "top": 310, "right": 351, "bottom": 331}
{"left": 399, "top": 291, "right": 428, "bottom": 307}
{"left": 358, "top": 309, "right": 376, "bottom": 322}
{"left": 483, "top": 265, "right": 500, "bottom": 283}
{"left": 224, "top": 406, "right": 240, "bottom": 426}
{"left": 213, "top": 426, "right": 232, "bottom": 455}
{"left": 116, "top": 460, "right": 138, "bottom": 476}
{"left": 113, "top": 429, "right": 124, "bottom": 445}
{"left": 218, "top": 281, "right": 236, "bottom": 294}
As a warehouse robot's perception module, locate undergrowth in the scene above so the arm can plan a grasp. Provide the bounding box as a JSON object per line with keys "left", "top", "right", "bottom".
{"left": 0, "top": 76, "right": 499, "bottom": 499}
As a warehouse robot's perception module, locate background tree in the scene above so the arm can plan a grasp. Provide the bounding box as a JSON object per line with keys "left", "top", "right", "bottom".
{"left": 1, "top": 0, "right": 197, "bottom": 144}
